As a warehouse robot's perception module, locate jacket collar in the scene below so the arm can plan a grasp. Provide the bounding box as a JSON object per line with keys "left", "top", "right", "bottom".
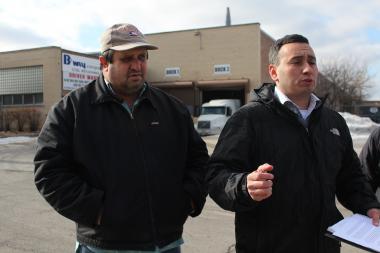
{"left": 90, "top": 73, "right": 119, "bottom": 104}
{"left": 251, "top": 83, "right": 327, "bottom": 123}
{"left": 251, "top": 83, "right": 326, "bottom": 107}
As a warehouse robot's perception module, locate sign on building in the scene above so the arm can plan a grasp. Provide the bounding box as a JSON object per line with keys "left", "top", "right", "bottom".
{"left": 165, "top": 67, "right": 181, "bottom": 77}
{"left": 62, "top": 53, "right": 100, "bottom": 90}
{"left": 214, "top": 64, "right": 231, "bottom": 75}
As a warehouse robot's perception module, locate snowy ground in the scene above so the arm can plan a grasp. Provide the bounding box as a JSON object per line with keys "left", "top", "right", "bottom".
{"left": 340, "top": 112, "right": 379, "bottom": 139}
{"left": 0, "top": 135, "right": 36, "bottom": 145}
{"left": 339, "top": 112, "right": 379, "bottom": 153}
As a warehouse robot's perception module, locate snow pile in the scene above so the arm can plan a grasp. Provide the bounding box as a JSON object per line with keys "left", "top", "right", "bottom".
{"left": 0, "top": 136, "right": 36, "bottom": 145}
{"left": 339, "top": 112, "right": 379, "bottom": 138}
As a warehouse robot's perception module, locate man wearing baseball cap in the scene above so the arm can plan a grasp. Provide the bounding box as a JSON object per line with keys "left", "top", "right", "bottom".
{"left": 34, "top": 23, "right": 208, "bottom": 253}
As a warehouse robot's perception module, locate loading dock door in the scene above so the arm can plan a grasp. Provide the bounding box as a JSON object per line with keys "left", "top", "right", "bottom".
{"left": 151, "top": 81, "right": 195, "bottom": 114}
{"left": 196, "top": 79, "right": 249, "bottom": 113}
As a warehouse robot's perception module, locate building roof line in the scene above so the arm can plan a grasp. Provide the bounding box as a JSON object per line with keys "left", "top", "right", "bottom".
{"left": 0, "top": 46, "right": 62, "bottom": 54}
{"left": 146, "top": 22, "right": 262, "bottom": 36}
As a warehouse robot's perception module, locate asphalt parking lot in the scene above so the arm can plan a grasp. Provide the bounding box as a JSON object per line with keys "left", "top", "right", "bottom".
{"left": 0, "top": 135, "right": 375, "bottom": 253}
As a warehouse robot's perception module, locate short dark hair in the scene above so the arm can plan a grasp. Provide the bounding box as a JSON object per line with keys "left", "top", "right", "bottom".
{"left": 269, "top": 34, "right": 309, "bottom": 65}
{"left": 101, "top": 49, "right": 115, "bottom": 64}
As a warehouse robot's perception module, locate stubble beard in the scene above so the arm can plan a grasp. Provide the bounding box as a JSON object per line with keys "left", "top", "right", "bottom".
{"left": 122, "top": 79, "right": 145, "bottom": 95}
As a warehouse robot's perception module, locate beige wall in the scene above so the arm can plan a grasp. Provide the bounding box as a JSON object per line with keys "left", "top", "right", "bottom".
{"left": 0, "top": 24, "right": 276, "bottom": 128}
{"left": 0, "top": 47, "right": 100, "bottom": 129}
{"left": 0, "top": 47, "right": 62, "bottom": 118}
{"left": 260, "top": 31, "right": 275, "bottom": 84}
{"left": 146, "top": 23, "right": 264, "bottom": 102}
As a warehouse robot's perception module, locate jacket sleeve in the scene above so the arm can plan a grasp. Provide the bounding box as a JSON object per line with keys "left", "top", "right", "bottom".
{"left": 182, "top": 110, "right": 209, "bottom": 217}
{"left": 34, "top": 97, "right": 104, "bottom": 226}
{"left": 359, "top": 127, "right": 380, "bottom": 191}
{"left": 336, "top": 117, "right": 380, "bottom": 214}
{"left": 206, "top": 107, "right": 259, "bottom": 212}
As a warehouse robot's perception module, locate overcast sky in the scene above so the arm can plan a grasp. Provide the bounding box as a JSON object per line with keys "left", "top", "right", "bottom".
{"left": 1, "top": 0, "right": 380, "bottom": 99}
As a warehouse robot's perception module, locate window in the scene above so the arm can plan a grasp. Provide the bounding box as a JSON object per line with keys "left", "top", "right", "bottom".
{"left": 0, "top": 93, "right": 43, "bottom": 106}
{"left": 24, "top": 94, "right": 34, "bottom": 104}
{"left": 0, "top": 66, "right": 43, "bottom": 94}
{"left": 13, "top": 95, "right": 22, "bottom": 105}
{"left": 3, "top": 95, "right": 12, "bottom": 105}
{"left": 35, "top": 93, "right": 43, "bottom": 104}
{"left": 0, "top": 66, "right": 44, "bottom": 106}
{"left": 201, "top": 106, "right": 227, "bottom": 115}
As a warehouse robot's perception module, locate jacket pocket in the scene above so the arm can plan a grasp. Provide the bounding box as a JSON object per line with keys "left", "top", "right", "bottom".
{"left": 100, "top": 187, "right": 151, "bottom": 229}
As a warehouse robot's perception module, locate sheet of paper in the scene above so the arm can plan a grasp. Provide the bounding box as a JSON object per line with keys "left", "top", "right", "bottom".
{"left": 328, "top": 214, "right": 380, "bottom": 252}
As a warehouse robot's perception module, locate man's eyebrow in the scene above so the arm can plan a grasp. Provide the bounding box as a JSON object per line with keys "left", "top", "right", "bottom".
{"left": 288, "top": 55, "right": 304, "bottom": 61}
{"left": 119, "top": 54, "right": 138, "bottom": 59}
{"left": 288, "top": 54, "right": 316, "bottom": 61}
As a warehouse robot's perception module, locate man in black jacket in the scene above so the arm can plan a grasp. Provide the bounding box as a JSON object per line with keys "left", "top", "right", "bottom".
{"left": 34, "top": 23, "right": 209, "bottom": 253}
{"left": 207, "top": 34, "right": 380, "bottom": 253}
{"left": 360, "top": 126, "right": 380, "bottom": 193}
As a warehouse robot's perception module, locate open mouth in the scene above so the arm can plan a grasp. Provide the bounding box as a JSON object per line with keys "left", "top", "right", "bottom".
{"left": 301, "top": 79, "right": 314, "bottom": 85}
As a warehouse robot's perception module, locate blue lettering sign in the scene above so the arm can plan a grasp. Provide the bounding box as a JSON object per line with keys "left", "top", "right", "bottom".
{"left": 73, "top": 61, "right": 86, "bottom": 68}
{"left": 63, "top": 54, "right": 71, "bottom": 65}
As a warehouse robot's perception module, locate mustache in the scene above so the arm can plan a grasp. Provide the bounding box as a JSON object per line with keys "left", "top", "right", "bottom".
{"left": 128, "top": 71, "right": 142, "bottom": 77}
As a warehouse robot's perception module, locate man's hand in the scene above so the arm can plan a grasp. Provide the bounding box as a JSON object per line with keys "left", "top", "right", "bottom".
{"left": 367, "top": 208, "right": 380, "bottom": 226}
{"left": 246, "top": 163, "right": 274, "bottom": 201}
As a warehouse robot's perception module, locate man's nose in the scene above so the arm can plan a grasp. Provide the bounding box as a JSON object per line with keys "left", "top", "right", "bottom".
{"left": 303, "top": 63, "right": 314, "bottom": 73}
{"left": 130, "top": 58, "right": 142, "bottom": 70}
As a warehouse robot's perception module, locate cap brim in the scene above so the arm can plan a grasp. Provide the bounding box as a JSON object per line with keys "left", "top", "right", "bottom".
{"left": 110, "top": 42, "right": 158, "bottom": 51}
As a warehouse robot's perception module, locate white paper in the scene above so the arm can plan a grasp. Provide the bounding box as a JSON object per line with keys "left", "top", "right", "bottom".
{"left": 328, "top": 214, "right": 380, "bottom": 252}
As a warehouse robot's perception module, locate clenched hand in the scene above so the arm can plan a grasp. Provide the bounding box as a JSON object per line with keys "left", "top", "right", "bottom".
{"left": 246, "top": 163, "right": 274, "bottom": 201}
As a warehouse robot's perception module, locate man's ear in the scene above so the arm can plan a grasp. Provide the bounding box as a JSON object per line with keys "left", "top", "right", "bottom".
{"left": 268, "top": 64, "right": 278, "bottom": 82}
{"left": 99, "top": 56, "right": 108, "bottom": 70}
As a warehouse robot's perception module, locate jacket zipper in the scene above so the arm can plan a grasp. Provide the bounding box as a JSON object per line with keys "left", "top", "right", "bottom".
{"left": 126, "top": 104, "right": 158, "bottom": 247}
{"left": 307, "top": 113, "right": 325, "bottom": 253}
{"left": 133, "top": 119, "right": 158, "bottom": 247}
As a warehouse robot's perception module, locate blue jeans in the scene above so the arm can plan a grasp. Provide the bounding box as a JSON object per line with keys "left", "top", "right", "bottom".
{"left": 76, "top": 244, "right": 181, "bottom": 253}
